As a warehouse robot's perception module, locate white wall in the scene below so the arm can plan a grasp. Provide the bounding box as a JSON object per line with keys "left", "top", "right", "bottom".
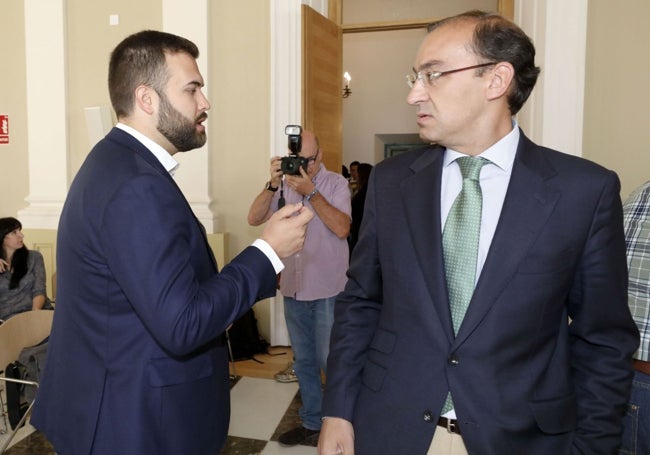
{"left": 342, "top": 28, "right": 424, "bottom": 166}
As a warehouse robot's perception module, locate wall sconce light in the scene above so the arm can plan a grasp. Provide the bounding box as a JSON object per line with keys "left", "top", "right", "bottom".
{"left": 342, "top": 71, "right": 351, "bottom": 98}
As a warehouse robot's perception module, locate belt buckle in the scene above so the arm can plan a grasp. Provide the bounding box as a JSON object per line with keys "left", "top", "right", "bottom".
{"left": 446, "top": 418, "right": 457, "bottom": 434}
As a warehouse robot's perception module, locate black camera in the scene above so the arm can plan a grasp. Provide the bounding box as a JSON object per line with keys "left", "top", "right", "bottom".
{"left": 281, "top": 125, "right": 307, "bottom": 175}
{"left": 281, "top": 156, "right": 308, "bottom": 175}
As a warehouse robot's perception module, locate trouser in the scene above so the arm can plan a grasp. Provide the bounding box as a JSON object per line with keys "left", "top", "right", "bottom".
{"left": 427, "top": 425, "right": 469, "bottom": 455}
{"left": 619, "top": 368, "right": 650, "bottom": 455}
{"left": 283, "top": 295, "right": 335, "bottom": 430}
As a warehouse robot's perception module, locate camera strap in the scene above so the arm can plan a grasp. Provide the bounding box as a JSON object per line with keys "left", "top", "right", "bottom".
{"left": 278, "top": 179, "right": 286, "bottom": 209}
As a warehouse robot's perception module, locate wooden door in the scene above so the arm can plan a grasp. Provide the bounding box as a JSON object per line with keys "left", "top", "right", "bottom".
{"left": 302, "top": 5, "right": 343, "bottom": 175}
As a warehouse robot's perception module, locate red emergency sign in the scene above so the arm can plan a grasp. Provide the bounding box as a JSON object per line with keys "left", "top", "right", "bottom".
{"left": 0, "top": 115, "right": 9, "bottom": 144}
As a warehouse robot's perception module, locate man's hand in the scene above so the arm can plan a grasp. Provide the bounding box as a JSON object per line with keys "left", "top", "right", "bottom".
{"left": 284, "top": 167, "right": 315, "bottom": 196}
{"left": 269, "top": 157, "right": 283, "bottom": 188}
{"left": 318, "top": 417, "right": 355, "bottom": 455}
{"left": 260, "top": 202, "right": 313, "bottom": 258}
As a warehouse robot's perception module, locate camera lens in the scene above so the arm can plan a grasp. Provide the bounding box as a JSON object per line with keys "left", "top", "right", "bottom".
{"left": 281, "top": 156, "right": 304, "bottom": 175}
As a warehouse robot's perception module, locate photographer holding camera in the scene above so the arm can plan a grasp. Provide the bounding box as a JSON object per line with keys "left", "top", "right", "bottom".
{"left": 248, "top": 128, "right": 351, "bottom": 447}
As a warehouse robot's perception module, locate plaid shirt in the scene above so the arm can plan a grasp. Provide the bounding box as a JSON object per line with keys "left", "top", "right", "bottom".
{"left": 623, "top": 181, "right": 650, "bottom": 361}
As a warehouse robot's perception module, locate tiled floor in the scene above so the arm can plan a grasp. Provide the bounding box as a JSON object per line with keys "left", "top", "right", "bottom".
{"left": 2, "top": 374, "right": 317, "bottom": 455}
{"left": 223, "top": 376, "right": 318, "bottom": 455}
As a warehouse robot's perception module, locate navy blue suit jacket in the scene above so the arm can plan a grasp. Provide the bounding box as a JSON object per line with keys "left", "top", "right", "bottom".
{"left": 323, "top": 132, "right": 640, "bottom": 454}
{"left": 32, "top": 128, "right": 277, "bottom": 455}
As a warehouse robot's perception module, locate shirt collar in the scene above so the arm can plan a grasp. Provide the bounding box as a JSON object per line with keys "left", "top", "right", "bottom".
{"left": 115, "top": 123, "right": 180, "bottom": 176}
{"left": 443, "top": 120, "right": 520, "bottom": 172}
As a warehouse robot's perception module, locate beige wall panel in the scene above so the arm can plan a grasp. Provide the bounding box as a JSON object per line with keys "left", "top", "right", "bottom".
{"left": 66, "top": 0, "right": 161, "bottom": 179}
{"left": 209, "top": 1, "right": 270, "bottom": 259}
{"left": 209, "top": 1, "right": 271, "bottom": 341}
{"left": 583, "top": 0, "right": 650, "bottom": 198}
{"left": 0, "top": 2, "right": 29, "bottom": 217}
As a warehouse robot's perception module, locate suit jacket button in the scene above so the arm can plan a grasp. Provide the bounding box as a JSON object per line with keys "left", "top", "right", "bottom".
{"left": 448, "top": 354, "right": 460, "bottom": 365}
{"left": 423, "top": 410, "right": 433, "bottom": 422}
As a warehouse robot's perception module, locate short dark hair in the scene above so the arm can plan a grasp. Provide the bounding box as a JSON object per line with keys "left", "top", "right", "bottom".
{"left": 429, "top": 11, "right": 540, "bottom": 114}
{"left": 108, "top": 30, "right": 200, "bottom": 118}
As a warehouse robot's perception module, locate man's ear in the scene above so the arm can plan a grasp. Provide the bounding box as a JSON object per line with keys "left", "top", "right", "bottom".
{"left": 486, "top": 62, "right": 515, "bottom": 101}
{"left": 134, "top": 85, "right": 157, "bottom": 115}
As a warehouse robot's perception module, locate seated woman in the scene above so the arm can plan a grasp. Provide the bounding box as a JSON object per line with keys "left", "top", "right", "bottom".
{"left": 0, "top": 217, "right": 53, "bottom": 321}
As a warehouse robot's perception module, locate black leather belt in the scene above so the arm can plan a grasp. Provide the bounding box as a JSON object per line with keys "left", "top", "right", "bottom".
{"left": 437, "top": 417, "right": 461, "bottom": 435}
{"left": 634, "top": 359, "right": 650, "bottom": 376}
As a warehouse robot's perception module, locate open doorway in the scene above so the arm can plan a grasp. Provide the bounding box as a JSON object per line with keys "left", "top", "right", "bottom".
{"left": 339, "top": 0, "right": 514, "bottom": 167}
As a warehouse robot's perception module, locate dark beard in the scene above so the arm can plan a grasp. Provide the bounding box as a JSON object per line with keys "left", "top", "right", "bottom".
{"left": 156, "top": 92, "right": 207, "bottom": 152}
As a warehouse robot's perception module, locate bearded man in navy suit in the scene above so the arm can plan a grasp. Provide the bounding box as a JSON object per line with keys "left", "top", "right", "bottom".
{"left": 318, "top": 11, "right": 639, "bottom": 455}
{"left": 32, "top": 30, "right": 312, "bottom": 455}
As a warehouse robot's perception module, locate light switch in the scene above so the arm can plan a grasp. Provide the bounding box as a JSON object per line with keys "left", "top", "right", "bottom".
{"left": 109, "top": 14, "right": 119, "bottom": 26}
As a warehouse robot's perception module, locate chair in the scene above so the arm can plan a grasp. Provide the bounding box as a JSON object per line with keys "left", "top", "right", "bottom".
{"left": 226, "top": 328, "right": 237, "bottom": 379}
{"left": 51, "top": 271, "right": 56, "bottom": 304}
{"left": 0, "top": 310, "right": 54, "bottom": 453}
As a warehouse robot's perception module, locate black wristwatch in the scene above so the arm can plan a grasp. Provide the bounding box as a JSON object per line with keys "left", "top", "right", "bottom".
{"left": 265, "top": 181, "right": 279, "bottom": 192}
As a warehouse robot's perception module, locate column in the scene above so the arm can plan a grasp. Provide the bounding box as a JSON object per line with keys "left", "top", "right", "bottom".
{"left": 162, "top": 0, "right": 219, "bottom": 232}
{"left": 18, "top": 0, "right": 69, "bottom": 229}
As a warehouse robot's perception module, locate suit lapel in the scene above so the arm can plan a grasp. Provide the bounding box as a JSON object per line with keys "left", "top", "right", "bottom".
{"left": 453, "top": 133, "right": 561, "bottom": 346}
{"left": 401, "top": 146, "right": 455, "bottom": 342}
{"left": 107, "top": 128, "right": 219, "bottom": 271}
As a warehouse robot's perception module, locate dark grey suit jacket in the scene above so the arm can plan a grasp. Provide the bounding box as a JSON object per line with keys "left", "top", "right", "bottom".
{"left": 323, "top": 131, "right": 639, "bottom": 454}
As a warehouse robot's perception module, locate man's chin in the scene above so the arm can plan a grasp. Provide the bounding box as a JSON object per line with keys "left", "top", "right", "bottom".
{"left": 416, "top": 127, "right": 440, "bottom": 144}
{"left": 175, "top": 135, "right": 207, "bottom": 152}
{"left": 195, "top": 134, "right": 207, "bottom": 148}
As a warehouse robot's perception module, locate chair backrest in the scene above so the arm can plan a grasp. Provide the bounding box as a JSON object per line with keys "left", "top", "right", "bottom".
{"left": 0, "top": 310, "right": 53, "bottom": 371}
{"left": 51, "top": 271, "right": 57, "bottom": 301}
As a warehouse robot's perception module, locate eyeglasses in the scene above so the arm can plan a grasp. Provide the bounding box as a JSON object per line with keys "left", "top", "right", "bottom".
{"left": 305, "top": 148, "right": 320, "bottom": 165}
{"left": 406, "top": 62, "right": 497, "bottom": 88}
